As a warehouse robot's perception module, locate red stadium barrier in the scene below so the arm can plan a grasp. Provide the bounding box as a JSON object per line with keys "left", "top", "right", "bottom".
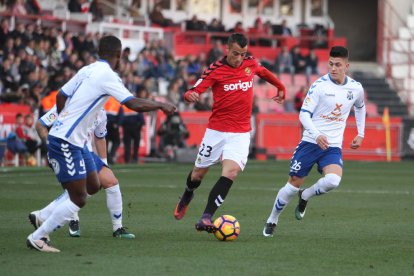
{"left": 180, "top": 112, "right": 403, "bottom": 162}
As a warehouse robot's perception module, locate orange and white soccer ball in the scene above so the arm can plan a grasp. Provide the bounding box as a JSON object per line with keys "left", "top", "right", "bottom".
{"left": 213, "top": 215, "right": 240, "bottom": 241}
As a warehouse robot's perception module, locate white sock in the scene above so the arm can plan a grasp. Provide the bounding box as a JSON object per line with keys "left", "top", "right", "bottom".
{"left": 32, "top": 199, "right": 80, "bottom": 240}
{"left": 38, "top": 190, "right": 69, "bottom": 221}
{"left": 301, "top": 174, "right": 341, "bottom": 201}
{"left": 267, "top": 183, "right": 299, "bottom": 224}
{"left": 105, "top": 184, "right": 123, "bottom": 231}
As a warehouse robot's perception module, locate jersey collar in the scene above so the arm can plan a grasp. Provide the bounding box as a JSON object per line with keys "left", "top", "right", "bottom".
{"left": 328, "top": 73, "right": 348, "bottom": 86}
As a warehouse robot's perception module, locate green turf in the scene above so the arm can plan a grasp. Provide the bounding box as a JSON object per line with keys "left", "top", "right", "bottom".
{"left": 0, "top": 160, "right": 413, "bottom": 275}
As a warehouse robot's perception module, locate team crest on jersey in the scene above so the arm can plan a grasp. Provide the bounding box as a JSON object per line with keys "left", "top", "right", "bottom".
{"left": 245, "top": 67, "right": 252, "bottom": 76}
{"left": 347, "top": 91, "right": 353, "bottom": 100}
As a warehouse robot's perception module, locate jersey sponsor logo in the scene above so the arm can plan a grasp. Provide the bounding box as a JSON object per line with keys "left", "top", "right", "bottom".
{"left": 347, "top": 90, "right": 353, "bottom": 100}
{"left": 223, "top": 80, "right": 253, "bottom": 92}
{"left": 320, "top": 103, "right": 344, "bottom": 122}
{"left": 325, "top": 93, "right": 335, "bottom": 96}
{"left": 49, "top": 158, "right": 60, "bottom": 175}
{"left": 331, "top": 103, "right": 343, "bottom": 116}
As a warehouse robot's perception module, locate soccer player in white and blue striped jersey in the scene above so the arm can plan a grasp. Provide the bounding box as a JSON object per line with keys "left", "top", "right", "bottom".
{"left": 263, "top": 46, "right": 366, "bottom": 237}
{"left": 26, "top": 35, "right": 176, "bottom": 252}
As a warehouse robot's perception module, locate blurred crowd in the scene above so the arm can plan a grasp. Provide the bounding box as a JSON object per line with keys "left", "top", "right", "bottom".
{"left": 0, "top": 11, "right": 323, "bottom": 165}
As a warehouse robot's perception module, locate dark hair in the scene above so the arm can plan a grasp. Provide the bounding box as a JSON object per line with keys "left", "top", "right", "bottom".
{"left": 330, "top": 46, "right": 349, "bottom": 58}
{"left": 227, "top": 33, "right": 248, "bottom": 48}
{"left": 98, "top": 35, "right": 122, "bottom": 58}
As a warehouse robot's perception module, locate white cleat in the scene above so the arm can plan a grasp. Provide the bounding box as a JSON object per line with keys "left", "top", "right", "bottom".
{"left": 26, "top": 235, "right": 60, "bottom": 253}
{"left": 28, "top": 211, "right": 50, "bottom": 242}
{"left": 28, "top": 211, "right": 43, "bottom": 229}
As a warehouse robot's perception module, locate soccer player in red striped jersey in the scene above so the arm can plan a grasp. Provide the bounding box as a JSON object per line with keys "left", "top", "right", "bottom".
{"left": 173, "top": 33, "right": 287, "bottom": 233}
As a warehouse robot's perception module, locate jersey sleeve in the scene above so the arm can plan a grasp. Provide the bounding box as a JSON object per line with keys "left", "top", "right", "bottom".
{"left": 301, "top": 85, "right": 320, "bottom": 115}
{"left": 102, "top": 74, "right": 134, "bottom": 104}
{"left": 39, "top": 106, "right": 58, "bottom": 128}
{"left": 189, "top": 61, "right": 220, "bottom": 94}
{"left": 94, "top": 109, "right": 108, "bottom": 139}
{"left": 60, "top": 74, "right": 80, "bottom": 97}
{"left": 354, "top": 84, "right": 365, "bottom": 108}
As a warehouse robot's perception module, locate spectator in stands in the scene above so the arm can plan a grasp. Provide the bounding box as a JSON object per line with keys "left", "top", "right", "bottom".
{"left": 186, "top": 15, "right": 206, "bottom": 31}
{"left": 305, "top": 48, "right": 319, "bottom": 84}
{"left": 89, "top": 0, "right": 104, "bottom": 22}
{"left": 121, "top": 104, "right": 145, "bottom": 164}
{"left": 105, "top": 97, "right": 123, "bottom": 164}
{"left": 207, "top": 18, "right": 225, "bottom": 32}
{"left": 68, "top": 0, "right": 81, "bottom": 12}
{"left": 157, "top": 111, "right": 189, "bottom": 160}
{"left": 294, "top": 86, "right": 307, "bottom": 113}
{"left": 150, "top": 3, "right": 173, "bottom": 27}
{"left": 25, "top": 0, "right": 41, "bottom": 14}
{"left": 6, "top": 113, "right": 27, "bottom": 155}
{"left": 291, "top": 45, "right": 306, "bottom": 74}
{"left": 9, "top": 0, "right": 27, "bottom": 15}
{"left": 0, "top": 18, "right": 10, "bottom": 46}
{"left": 229, "top": 21, "right": 245, "bottom": 33}
{"left": 186, "top": 54, "right": 203, "bottom": 76}
{"left": 207, "top": 39, "right": 223, "bottom": 65}
{"left": 280, "top": 19, "right": 292, "bottom": 36}
{"left": 274, "top": 46, "right": 294, "bottom": 83}
{"left": 16, "top": 114, "right": 40, "bottom": 155}
{"left": 194, "top": 94, "right": 212, "bottom": 111}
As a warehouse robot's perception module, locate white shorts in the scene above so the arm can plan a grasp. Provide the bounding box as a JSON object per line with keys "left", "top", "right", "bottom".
{"left": 194, "top": 128, "right": 250, "bottom": 171}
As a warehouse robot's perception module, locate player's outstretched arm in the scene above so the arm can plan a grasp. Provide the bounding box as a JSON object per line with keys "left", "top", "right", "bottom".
{"left": 35, "top": 121, "right": 49, "bottom": 145}
{"left": 124, "top": 97, "right": 176, "bottom": 115}
{"left": 56, "top": 91, "right": 68, "bottom": 114}
{"left": 256, "top": 66, "right": 286, "bottom": 104}
{"left": 183, "top": 90, "right": 200, "bottom": 103}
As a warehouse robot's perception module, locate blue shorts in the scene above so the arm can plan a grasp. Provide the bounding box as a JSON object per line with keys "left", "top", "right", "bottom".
{"left": 289, "top": 141, "right": 343, "bottom": 178}
{"left": 91, "top": 152, "right": 109, "bottom": 172}
{"left": 47, "top": 136, "right": 97, "bottom": 184}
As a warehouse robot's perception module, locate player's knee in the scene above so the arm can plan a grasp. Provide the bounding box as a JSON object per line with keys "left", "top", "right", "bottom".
{"left": 324, "top": 173, "right": 341, "bottom": 191}
{"left": 101, "top": 177, "right": 118, "bottom": 189}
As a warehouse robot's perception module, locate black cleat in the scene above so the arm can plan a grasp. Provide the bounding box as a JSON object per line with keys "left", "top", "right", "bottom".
{"left": 295, "top": 189, "right": 308, "bottom": 220}
{"left": 263, "top": 222, "right": 277, "bottom": 237}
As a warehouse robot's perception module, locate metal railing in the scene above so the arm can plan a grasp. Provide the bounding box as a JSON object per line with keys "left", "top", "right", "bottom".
{"left": 378, "top": 0, "right": 414, "bottom": 116}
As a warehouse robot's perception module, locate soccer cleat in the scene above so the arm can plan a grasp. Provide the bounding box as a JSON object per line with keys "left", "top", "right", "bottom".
{"left": 295, "top": 189, "right": 308, "bottom": 220}
{"left": 68, "top": 220, "right": 81, "bottom": 237}
{"left": 113, "top": 227, "right": 135, "bottom": 239}
{"left": 195, "top": 214, "right": 216, "bottom": 233}
{"left": 28, "top": 211, "right": 50, "bottom": 242}
{"left": 26, "top": 234, "right": 60, "bottom": 253}
{"left": 174, "top": 192, "right": 194, "bottom": 220}
{"left": 263, "top": 222, "right": 277, "bottom": 237}
{"left": 28, "top": 211, "right": 43, "bottom": 229}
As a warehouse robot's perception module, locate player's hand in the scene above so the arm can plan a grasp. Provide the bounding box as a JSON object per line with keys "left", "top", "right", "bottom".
{"left": 270, "top": 89, "right": 285, "bottom": 104}
{"left": 184, "top": 91, "right": 200, "bottom": 103}
{"left": 160, "top": 102, "right": 177, "bottom": 115}
{"left": 316, "top": 135, "right": 329, "bottom": 150}
{"left": 350, "top": 135, "right": 364, "bottom": 149}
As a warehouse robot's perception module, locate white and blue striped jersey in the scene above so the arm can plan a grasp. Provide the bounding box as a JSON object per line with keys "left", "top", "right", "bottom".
{"left": 48, "top": 60, "right": 133, "bottom": 148}
{"left": 301, "top": 73, "right": 365, "bottom": 148}
{"left": 40, "top": 106, "right": 107, "bottom": 152}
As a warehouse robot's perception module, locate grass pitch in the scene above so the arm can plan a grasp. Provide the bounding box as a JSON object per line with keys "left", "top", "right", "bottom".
{"left": 0, "top": 160, "right": 413, "bottom": 275}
